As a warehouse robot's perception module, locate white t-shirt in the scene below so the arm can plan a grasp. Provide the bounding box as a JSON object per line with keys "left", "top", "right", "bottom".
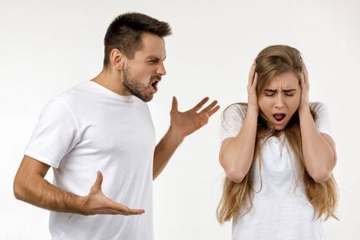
{"left": 220, "top": 102, "right": 332, "bottom": 240}
{"left": 25, "top": 81, "right": 156, "bottom": 240}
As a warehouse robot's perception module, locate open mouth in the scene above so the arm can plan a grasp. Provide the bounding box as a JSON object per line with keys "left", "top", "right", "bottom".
{"left": 151, "top": 80, "right": 159, "bottom": 92}
{"left": 273, "top": 113, "right": 286, "bottom": 123}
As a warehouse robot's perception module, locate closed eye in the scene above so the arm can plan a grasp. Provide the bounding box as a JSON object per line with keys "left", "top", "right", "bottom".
{"left": 146, "top": 55, "right": 166, "bottom": 65}
{"left": 264, "top": 89, "right": 276, "bottom": 96}
{"left": 147, "top": 59, "right": 159, "bottom": 64}
{"left": 283, "top": 89, "right": 296, "bottom": 97}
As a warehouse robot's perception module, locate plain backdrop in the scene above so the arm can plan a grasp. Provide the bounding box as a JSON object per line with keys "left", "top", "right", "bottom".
{"left": 1, "top": 0, "right": 359, "bottom": 239}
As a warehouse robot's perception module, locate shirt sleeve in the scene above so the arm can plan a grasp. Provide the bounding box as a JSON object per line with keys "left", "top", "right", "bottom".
{"left": 25, "top": 97, "right": 80, "bottom": 168}
{"left": 310, "top": 102, "right": 332, "bottom": 136}
{"left": 219, "top": 103, "right": 247, "bottom": 143}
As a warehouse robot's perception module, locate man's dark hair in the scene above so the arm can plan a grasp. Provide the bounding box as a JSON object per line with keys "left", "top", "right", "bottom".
{"left": 103, "top": 12, "right": 172, "bottom": 67}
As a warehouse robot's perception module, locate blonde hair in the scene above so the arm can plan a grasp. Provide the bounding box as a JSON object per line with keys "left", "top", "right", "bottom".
{"left": 217, "top": 45, "right": 338, "bottom": 223}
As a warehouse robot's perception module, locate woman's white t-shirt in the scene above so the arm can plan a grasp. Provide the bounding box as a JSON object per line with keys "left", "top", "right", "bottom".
{"left": 220, "top": 102, "right": 332, "bottom": 240}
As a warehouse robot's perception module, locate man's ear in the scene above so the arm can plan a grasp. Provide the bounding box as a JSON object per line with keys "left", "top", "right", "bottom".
{"left": 109, "top": 48, "right": 126, "bottom": 70}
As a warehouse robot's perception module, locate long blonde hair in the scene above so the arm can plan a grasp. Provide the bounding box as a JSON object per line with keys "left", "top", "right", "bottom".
{"left": 217, "top": 45, "right": 338, "bottom": 223}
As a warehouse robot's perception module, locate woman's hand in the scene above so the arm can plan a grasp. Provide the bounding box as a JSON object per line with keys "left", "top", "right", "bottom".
{"left": 299, "top": 63, "right": 310, "bottom": 111}
{"left": 247, "top": 62, "right": 259, "bottom": 112}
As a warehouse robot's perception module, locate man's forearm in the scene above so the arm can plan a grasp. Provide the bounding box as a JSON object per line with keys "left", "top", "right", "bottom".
{"left": 13, "top": 156, "right": 87, "bottom": 214}
{"left": 14, "top": 173, "right": 86, "bottom": 214}
{"left": 153, "top": 126, "right": 184, "bottom": 180}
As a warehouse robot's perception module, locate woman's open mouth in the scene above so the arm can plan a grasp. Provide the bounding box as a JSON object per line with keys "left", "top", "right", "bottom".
{"left": 273, "top": 113, "right": 286, "bottom": 124}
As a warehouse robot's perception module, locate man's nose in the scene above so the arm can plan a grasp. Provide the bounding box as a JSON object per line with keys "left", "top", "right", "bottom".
{"left": 157, "top": 62, "right": 166, "bottom": 76}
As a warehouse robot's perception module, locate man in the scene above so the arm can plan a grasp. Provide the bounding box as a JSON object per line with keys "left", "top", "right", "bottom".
{"left": 13, "top": 12, "right": 219, "bottom": 240}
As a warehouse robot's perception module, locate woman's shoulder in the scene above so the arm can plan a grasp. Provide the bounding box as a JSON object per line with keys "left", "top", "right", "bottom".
{"left": 309, "top": 102, "right": 328, "bottom": 114}
{"left": 223, "top": 102, "right": 248, "bottom": 119}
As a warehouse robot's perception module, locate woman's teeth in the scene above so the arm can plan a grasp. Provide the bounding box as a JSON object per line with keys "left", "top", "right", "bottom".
{"left": 273, "top": 114, "right": 286, "bottom": 121}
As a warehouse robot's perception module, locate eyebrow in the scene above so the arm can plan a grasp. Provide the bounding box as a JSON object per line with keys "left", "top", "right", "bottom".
{"left": 283, "top": 89, "right": 297, "bottom": 93}
{"left": 146, "top": 55, "right": 167, "bottom": 61}
{"left": 264, "top": 89, "right": 277, "bottom": 93}
{"left": 264, "top": 89, "right": 297, "bottom": 93}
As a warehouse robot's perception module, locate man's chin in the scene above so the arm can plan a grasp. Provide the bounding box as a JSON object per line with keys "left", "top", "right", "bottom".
{"left": 136, "top": 94, "right": 153, "bottom": 102}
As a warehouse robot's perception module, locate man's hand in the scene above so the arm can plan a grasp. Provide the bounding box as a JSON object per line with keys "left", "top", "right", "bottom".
{"left": 14, "top": 156, "right": 144, "bottom": 216}
{"left": 169, "top": 96, "right": 220, "bottom": 139}
{"left": 152, "top": 97, "right": 220, "bottom": 179}
{"left": 82, "top": 171, "right": 145, "bottom": 215}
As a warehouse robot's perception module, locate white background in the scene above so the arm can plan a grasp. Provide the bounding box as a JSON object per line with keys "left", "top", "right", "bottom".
{"left": 1, "top": 0, "right": 359, "bottom": 239}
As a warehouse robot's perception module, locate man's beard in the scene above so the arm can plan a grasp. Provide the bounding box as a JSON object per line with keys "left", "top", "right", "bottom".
{"left": 122, "top": 67, "right": 153, "bottom": 102}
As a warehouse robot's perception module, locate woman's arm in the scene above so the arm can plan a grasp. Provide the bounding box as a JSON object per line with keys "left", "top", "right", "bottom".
{"left": 219, "top": 63, "right": 259, "bottom": 183}
{"left": 299, "top": 65, "right": 337, "bottom": 183}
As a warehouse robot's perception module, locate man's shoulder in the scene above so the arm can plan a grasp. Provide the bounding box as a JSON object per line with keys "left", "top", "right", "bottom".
{"left": 56, "top": 81, "right": 94, "bottom": 103}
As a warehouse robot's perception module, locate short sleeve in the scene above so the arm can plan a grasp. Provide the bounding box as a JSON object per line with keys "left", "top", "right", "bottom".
{"left": 310, "top": 102, "right": 332, "bottom": 136}
{"left": 25, "top": 97, "right": 80, "bottom": 168}
{"left": 220, "top": 103, "right": 247, "bottom": 143}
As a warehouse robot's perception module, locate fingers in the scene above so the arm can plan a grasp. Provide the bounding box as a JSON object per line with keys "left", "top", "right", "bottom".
{"left": 191, "top": 97, "right": 209, "bottom": 112}
{"left": 248, "top": 62, "right": 257, "bottom": 86}
{"left": 87, "top": 171, "right": 145, "bottom": 216}
{"left": 106, "top": 200, "right": 145, "bottom": 215}
{"left": 302, "top": 62, "right": 308, "bottom": 76}
{"left": 199, "top": 100, "right": 220, "bottom": 117}
{"left": 91, "top": 171, "right": 103, "bottom": 192}
{"left": 252, "top": 72, "right": 258, "bottom": 88}
{"left": 171, "top": 96, "right": 178, "bottom": 113}
{"left": 300, "top": 72, "right": 305, "bottom": 89}
{"left": 302, "top": 62, "right": 310, "bottom": 86}
{"left": 113, "top": 204, "right": 145, "bottom": 216}
{"left": 300, "top": 71, "right": 309, "bottom": 91}
{"left": 208, "top": 105, "right": 221, "bottom": 117}
{"left": 93, "top": 198, "right": 146, "bottom": 215}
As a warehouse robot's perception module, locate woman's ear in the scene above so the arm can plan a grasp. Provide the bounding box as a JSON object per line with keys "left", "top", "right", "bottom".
{"left": 109, "top": 48, "right": 126, "bottom": 70}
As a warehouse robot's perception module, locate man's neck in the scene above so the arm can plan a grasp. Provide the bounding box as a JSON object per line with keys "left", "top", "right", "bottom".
{"left": 92, "top": 68, "right": 130, "bottom": 96}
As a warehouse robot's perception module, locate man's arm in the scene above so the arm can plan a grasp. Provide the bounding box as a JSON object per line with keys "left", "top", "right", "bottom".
{"left": 153, "top": 97, "right": 220, "bottom": 180}
{"left": 14, "top": 155, "right": 145, "bottom": 215}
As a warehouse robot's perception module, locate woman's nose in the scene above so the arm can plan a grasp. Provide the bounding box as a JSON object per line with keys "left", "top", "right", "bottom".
{"left": 275, "top": 94, "right": 284, "bottom": 108}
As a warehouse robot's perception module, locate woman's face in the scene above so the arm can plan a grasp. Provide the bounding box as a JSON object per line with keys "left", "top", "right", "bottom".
{"left": 258, "top": 71, "right": 301, "bottom": 132}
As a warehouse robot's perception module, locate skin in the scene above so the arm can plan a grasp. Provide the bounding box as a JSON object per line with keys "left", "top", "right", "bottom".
{"left": 298, "top": 64, "right": 337, "bottom": 183}
{"left": 13, "top": 33, "right": 220, "bottom": 215}
{"left": 258, "top": 71, "right": 301, "bottom": 135}
{"left": 220, "top": 62, "right": 336, "bottom": 183}
{"left": 219, "top": 63, "right": 259, "bottom": 183}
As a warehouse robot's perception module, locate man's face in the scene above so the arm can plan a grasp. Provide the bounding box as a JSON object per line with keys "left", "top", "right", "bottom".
{"left": 123, "top": 33, "right": 167, "bottom": 102}
{"left": 258, "top": 71, "right": 301, "bottom": 131}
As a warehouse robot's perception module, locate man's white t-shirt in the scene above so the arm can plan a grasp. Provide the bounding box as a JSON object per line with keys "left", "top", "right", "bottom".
{"left": 220, "top": 102, "right": 332, "bottom": 240}
{"left": 25, "top": 81, "right": 156, "bottom": 240}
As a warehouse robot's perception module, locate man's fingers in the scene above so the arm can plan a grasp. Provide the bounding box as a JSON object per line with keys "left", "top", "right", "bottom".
{"left": 208, "top": 105, "right": 221, "bottom": 117}
{"left": 108, "top": 201, "right": 145, "bottom": 215}
{"left": 171, "top": 96, "right": 178, "bottom": 113}
{"left": 122, "top": 208, "right": 145, "bottom": 215}
{"left": 92, "top": 171, "right": 103, "bottom": 191}
{"left": 191, "top": 97, "right": 209, "bottom": 112}
{"left": 200, "top": 100, "right": 220, "bottom": 117}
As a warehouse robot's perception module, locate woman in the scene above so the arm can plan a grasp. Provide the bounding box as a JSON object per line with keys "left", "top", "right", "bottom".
{"left": 217, "top": 45, "right": 338, "bottom": 240}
